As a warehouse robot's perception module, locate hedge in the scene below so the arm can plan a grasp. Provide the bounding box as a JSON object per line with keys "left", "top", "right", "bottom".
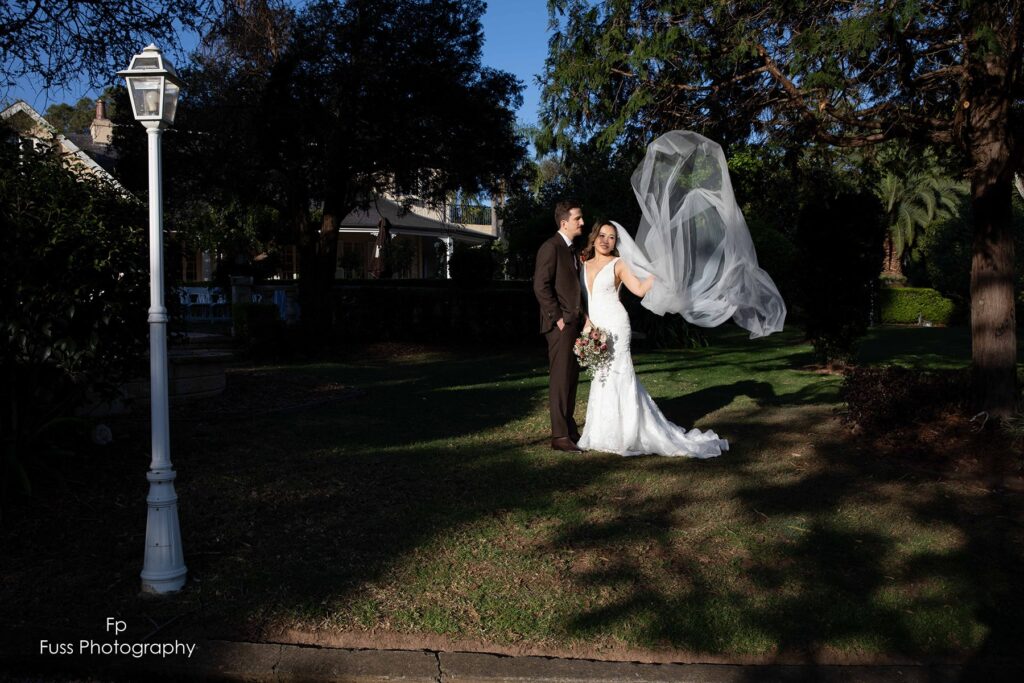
{"left": 332, "top": 281, "right": 536, "bottom": 345}
{"left": 231, "top": 303, "right": 281, "bottom": 341}
{"left": 878, "top": 286, "right": 956, "bottom": 325}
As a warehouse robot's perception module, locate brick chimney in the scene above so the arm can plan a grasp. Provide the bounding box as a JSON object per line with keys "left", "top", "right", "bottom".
{"left": 90, "top": 98, "right": 113, "bottom": 145}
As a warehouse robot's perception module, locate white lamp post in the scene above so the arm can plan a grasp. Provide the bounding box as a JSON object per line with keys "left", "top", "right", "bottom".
{"left": 119, "top": 44, "right": 187, "bottom": 594}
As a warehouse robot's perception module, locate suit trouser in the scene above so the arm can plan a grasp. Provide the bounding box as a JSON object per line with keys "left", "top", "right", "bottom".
{"left": 545, "top": 324, "right": 580, "bottom": 439}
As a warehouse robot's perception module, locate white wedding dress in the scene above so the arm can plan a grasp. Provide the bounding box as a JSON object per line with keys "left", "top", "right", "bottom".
{"left": 576, "top": 258, "right": 729, "bottom": 458}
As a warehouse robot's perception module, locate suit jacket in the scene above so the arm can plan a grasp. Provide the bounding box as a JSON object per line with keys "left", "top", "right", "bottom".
{"left": 533, "top": 233, "right": 583, "bottom": 333}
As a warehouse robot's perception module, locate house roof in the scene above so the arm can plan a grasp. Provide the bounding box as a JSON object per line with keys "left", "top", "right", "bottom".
{"left": 0, "top": 100, "right": 126, "bottom": 194}
{"left": 340, "top": 196, "right": 495, "bottom": 244}
{"left": 66, "top": 131, "right": 119, "bottom": 175}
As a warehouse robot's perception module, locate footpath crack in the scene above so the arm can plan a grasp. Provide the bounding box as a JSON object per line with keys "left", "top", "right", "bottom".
{"left": 271, "top": 644, "right": 282, "bottom": 680}
{"left": 434, "top": 650, "right": 444, "bottom": 683}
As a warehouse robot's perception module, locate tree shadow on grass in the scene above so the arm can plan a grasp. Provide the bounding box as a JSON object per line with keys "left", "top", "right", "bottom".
{"left": 0, "top": 351, "right": 561, "bottom": 658}
{"left": 551, "top": 406, "right": 888, "bottom": 651}
{"left": 905, "top": 484, "right": 1024, "bottom": 680}
{"left": 652, "top": 379, "right": 841, "bottom": 431}
{"left": 550, "top": 398, "right": 1024, "bottom": 676}
{"left": 656, "top": 380, "right": 779, "bottom": 427}
{"left": 193, "top": 350, "right": 552, "bottom": 453}
{"left": 182, "top": 444, "right": 611, "bottom": 620}
{"left": 3, "top": 339, "right": 1022, "bottom": 680}
{"left": 726, "top": 409, "right": 1022, "bottom": 672}
{"left": 163, "top": 327, "right": 1022, "bottom": 676}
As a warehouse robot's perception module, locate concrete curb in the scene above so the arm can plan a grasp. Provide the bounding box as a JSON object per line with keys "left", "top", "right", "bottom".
{"left": 3, "top": 639, "right": 1020, "bottom": 682}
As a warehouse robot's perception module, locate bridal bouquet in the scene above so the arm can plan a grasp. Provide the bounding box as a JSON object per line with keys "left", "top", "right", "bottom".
{"left": 574, "top": 326, "right": 612, "bottom": 375}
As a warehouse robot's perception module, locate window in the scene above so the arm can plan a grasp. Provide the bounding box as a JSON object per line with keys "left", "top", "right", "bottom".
{"left": 282, "top": 245, "right": 299, "bottom": 280}
{"left": 182, "top": 252, "right": 198, "bottom": 282}
{"left": 337, "top": 240, "right": 367, "bottom": 278}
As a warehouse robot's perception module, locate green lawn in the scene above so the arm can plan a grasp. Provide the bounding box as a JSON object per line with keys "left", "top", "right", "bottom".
{"left": 856, "top": 325, "right": 973, "bottom": 369}
{"left": 3, "top": 325, "right": 1021, "bottom": 662}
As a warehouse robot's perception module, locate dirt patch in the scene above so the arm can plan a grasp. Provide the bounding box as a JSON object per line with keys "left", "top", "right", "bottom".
{"left": 335, "top": 341, "right": 458, "bottom": 362}
{"left": 838, "top": 365, "right": 1023, "bottom": 489}
{"left": 848, "top": 408, "right": 1024, "bottom": 490}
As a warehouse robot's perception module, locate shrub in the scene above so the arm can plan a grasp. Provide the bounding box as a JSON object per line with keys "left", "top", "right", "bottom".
{"left": 796, "top": 192, "right": 887, "bottom": 364}
{"left": 747, "top": 217, "right": 799, "bottom": 305}
{"left": 912, "top": 194, "right": 1024, "bottom": 309}
{"left": 232, "top": 302, "right": 280, "bottom": 339}
{"left": 621, "top": 290, "right": 707, "bottom": 349}
{"left": 449, "top": 242, "right": 495, "bottom": 287}
{"left": 878, "top": 287, "right": 957, "bottom": 325}
{"left": 232, "top": 302, "right": 284, "bottom": 359}
{"left": 1, "top": 130, "right": 148, "bottom": 511}
{"left": 331, "top": 281, "right": 537, "bottom": 345}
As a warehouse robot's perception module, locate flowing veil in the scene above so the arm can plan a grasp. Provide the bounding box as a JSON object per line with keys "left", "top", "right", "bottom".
{"left": 614, "top": 131, "right": 786, "bottom": 338}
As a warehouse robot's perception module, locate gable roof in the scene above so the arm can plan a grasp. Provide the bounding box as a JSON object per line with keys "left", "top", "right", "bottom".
{"left": 1, "top": 100, "right": 126, "bottom": 194}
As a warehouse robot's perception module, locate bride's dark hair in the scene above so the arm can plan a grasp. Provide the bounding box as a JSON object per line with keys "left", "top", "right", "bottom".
{"left": 580, "top": 219, "right": 620, "bottom": 261}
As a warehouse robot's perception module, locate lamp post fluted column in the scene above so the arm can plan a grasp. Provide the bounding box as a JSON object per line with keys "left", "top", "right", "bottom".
{"left": 139, "top": 121, "right": 186, "bottom": 594}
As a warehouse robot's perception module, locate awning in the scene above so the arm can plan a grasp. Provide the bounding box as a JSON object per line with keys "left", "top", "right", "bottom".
{"left": 339, "top": 197, "right": 495, "bottom": 244}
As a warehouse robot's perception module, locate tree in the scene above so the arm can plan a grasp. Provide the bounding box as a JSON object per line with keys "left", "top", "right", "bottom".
{"left": 1, "top": 0, "right": 217, "bottom": 90}
{"left": 876, "top": 146, "right": 968, "bottom": 276}
{"left": 168, "top": 0, "right": 294, "bottom": 279}
{"left": 916, "top": 194, "right": 1024, "bottom": 312}
{"left": 43, "top": 97, "right": 94, "bottom": 135}
{"left": 1, "top": 124, "right": 148, "bottom": 509}
{"left": 182, "top": 0, "right": 528, "bottom": 334}
{"left": 542, "top": 1, "right": 1024, "bottom": 417}
{"left": 797, "top": 191, "right": 887, "bottom": 365}
{"left": 501, "top": 138, "right": 642, "bottom": 278}
{"left": 40, "top": 88, "right": 122, "bottom": 137}
{"left": 726, "top": 143, "right": 802, "bottom": 303}
{"left": 104, "top": 0, "right": 299, "bottom": 293}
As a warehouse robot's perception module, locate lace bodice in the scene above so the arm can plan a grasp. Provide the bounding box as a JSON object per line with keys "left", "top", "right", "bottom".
{"left": 583, "top": 257, "right": 630, "bottom": 341}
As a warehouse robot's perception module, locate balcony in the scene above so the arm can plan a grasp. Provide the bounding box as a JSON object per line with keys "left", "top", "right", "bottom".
{"left": 448, "top": 203, "right": 492, "bottom": 226}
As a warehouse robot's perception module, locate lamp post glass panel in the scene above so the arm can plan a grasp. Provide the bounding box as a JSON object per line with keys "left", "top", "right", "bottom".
{"left": 118, "top": 44, "right": 187, "bottom": 594}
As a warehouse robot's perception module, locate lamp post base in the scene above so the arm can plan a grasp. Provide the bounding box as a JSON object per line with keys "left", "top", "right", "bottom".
{"left": 140, "top": 568, "right": 187, "bottom": 594}
{"left": 140, "top": 468, "right": 187, "bottom": 594}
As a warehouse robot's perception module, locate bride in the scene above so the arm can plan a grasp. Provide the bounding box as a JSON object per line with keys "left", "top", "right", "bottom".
{"left": 576, "top": 220, "right": 729, "bottom": 458}
{"left": 572, "top": 130, "right": 786, "bottom": 457}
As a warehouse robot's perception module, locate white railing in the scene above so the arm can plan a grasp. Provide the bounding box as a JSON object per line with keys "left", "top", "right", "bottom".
{"left": 177, "top": 286, "right": 229, "bottom": 320}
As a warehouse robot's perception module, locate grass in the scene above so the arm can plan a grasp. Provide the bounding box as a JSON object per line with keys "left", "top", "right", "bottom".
{"left": 856, "top": 326, "right": 973, "bottom": 369}
{"left": 2, "top": 325, "right": 1022, "bottom": 665}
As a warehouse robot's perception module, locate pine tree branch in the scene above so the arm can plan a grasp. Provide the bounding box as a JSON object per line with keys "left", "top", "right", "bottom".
{"left": 755, "top": 42, "right": 807, "bottom": 109}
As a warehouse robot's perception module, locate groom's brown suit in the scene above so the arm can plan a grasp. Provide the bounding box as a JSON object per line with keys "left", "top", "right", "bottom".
{"left": 533, "top": 233, "right": 584, "bottom": 440}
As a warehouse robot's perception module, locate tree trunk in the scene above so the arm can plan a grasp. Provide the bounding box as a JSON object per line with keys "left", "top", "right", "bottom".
{"left": 969, "top": 173, "right": 1016, "bottom": 418}
{"left": 882, "top": 234, "right": 903, "bottom": 278}
{"left": 292, "top": 203, "right": 318, "bottom": 336}
{"left": 297, "top": 201, "right": 342, "bottom": 339}
{"left": 966, "top": 45, "right": 1018, "bottom": 419}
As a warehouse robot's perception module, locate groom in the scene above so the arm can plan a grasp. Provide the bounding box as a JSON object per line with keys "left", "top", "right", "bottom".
{"left": 533, "top": 199, "right": 586, "bottom": 452}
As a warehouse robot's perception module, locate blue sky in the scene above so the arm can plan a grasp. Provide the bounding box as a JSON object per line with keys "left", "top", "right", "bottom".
{"left": 4, "top": 1, "right": 552, "bottom": 129}
{"left": 480, "top": 0, "right": 551, "bottom": 126}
